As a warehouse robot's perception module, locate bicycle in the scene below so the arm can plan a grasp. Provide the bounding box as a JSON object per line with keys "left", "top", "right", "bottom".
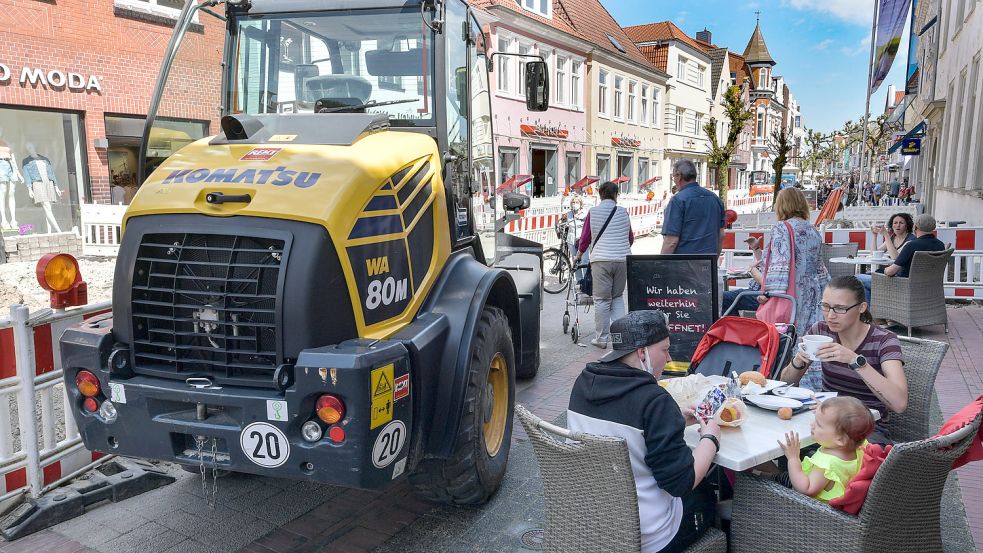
{"left": 542, "top": 217, "right": 575, "bottom": 294}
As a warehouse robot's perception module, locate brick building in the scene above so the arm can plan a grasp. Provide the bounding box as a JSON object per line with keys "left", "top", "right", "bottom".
{"left": 0, "top": 0, "right": 223, "bottom": 238}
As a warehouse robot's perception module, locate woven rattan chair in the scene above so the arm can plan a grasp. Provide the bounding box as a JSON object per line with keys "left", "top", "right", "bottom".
{"left": 515, "top": 405, "right": 727, "bottom": 553}
{"left": 730, "top": 412, "right": 981, "bottom": 553}
{"left": 885, "top": 336, "right": 949, "bottom": 442}
{"left": 822, "top": 242, "right": 860, "bottom": 280}
{"left": 871, "top": 248, "right": 953, "bottom": 336}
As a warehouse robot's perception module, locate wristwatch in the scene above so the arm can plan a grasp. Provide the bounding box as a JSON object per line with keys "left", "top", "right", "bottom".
{"left": 848, "top": 355, "right": 867, "bottom": 371}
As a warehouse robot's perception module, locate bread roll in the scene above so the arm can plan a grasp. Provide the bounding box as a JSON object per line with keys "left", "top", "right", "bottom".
{"left": 739, "top": 371, "right": 767, "bottom": 386}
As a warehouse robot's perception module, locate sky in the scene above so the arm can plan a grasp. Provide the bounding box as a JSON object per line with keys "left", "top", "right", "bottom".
{"left": 607, "top": 0, "right": 913, "bottom": 134}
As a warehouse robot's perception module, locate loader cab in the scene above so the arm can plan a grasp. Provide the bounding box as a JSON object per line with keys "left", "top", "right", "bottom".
{"left": 140, "top": 0, "right": 548, "bottom": 265}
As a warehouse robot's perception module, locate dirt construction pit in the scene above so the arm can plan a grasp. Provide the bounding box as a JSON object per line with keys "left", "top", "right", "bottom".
{"left": 0, "top": 256, "right": 116, "bottom": 311}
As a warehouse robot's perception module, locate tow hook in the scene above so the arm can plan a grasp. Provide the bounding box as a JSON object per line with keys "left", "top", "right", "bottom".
{"left": 186, "top": 378, "right": 216, "bottom": 421}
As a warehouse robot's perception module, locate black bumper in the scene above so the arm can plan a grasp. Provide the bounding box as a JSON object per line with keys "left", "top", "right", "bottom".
{"left": 61, "top": 315, "right": 414, "bottom": 489}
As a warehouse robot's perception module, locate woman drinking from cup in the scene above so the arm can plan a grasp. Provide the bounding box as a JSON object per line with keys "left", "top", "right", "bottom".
{"left": 779, "top": 276, "right": 908, "bottom": 444}
{"left": 857, "top": 213, "right": 914, "bottom": 303}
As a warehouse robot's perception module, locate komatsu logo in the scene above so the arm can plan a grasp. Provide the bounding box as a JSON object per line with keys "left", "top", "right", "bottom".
{"left": 161, "top": 167, "right": 321, "bottom": 188}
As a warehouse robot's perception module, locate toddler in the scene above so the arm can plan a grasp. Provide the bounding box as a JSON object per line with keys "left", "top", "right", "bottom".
{"left": 777, "top": 396, "right": 874, "bottom": 502}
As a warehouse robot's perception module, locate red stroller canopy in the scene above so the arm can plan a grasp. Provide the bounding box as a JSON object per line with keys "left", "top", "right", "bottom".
{"left": 690, "top": 316, "right": 781, "bottom": 378}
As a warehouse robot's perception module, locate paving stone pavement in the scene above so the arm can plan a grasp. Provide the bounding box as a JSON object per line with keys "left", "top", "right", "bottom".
{"left": 1, "top": 287, "right": 980, "bottom": 553}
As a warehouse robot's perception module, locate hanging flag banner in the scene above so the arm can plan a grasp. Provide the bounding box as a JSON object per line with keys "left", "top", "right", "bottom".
{"left": 870, "top": 0, "right": 911, "bottom": 95}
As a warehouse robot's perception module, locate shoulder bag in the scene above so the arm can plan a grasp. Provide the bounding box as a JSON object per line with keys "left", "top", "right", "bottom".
{"left": 757, "top": 220, "right": 797, "bottom": 326}
{"left": 577, "top": 207, "right": 618, "bottom": 296}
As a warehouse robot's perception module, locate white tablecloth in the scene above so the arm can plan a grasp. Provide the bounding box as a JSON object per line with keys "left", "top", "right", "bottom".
{"left": 829, "top": 256, "right": 894, "bottom": 266}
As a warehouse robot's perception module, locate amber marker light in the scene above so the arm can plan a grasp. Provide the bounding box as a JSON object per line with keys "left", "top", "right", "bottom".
{"left": 35, "top": 253, "right": 88, "bottom": 309}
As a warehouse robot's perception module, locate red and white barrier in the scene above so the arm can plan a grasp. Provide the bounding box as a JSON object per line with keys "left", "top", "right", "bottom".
{"left": 0, "top": 303, "right": 112, "bottom": 513}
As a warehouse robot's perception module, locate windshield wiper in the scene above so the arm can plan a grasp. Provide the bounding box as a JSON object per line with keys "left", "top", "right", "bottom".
{"left": 318, "top": 99, "right": 418, "bottom": 114}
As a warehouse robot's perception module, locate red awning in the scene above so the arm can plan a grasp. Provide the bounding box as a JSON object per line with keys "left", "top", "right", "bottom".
{"left": 496, "top": 174, "right": 533, "bottom": 193}
{"left": 639, "top": 176, "right": 661, "bottom": 189}
{"left": 612, "top": 176, "right": 630, "bottom": 185}
{"left": 570, "top": 176, "right": 599, "bottom": 191}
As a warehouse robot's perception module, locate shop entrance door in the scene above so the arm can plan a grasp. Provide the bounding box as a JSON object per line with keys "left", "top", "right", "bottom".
{"left": 530, "top": 146, "right": 557, "bottom": 198}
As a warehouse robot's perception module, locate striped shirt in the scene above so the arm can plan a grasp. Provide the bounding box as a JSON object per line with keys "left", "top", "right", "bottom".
{"left": 808, "top": 321, "right": 903, "bottom": 416}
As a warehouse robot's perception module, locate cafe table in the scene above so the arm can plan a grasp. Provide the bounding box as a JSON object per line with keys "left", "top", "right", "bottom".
{"left": 683, "top": 391, "right": 880, "bottom": 471}
{"left": 829, "top": 255, "right": 894, "bottom": 272}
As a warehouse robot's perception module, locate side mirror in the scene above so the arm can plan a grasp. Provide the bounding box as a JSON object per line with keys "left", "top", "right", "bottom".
{"left": 502, "top": 191, "right": 530, "bottom": 211}
{"left": 525, "top": 61, "right": 549, "bottom": 112}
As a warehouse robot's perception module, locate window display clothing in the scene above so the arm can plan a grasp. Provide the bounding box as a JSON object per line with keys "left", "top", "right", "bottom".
{"left": 0, "top": 138, "right": 24, "bottom": 229}
{"left": 22, "top": 154, "right": 60, "bottom": 204}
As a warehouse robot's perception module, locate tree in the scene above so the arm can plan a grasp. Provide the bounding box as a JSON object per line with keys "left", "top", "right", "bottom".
{"left": 768, "top": 126, "right": 794, "bottom": 206}
{"left": 703, "top": 85, "right": 754, "bottom": 204}
{"left": 802, "top": 128, "right": 832, "bottom": 176}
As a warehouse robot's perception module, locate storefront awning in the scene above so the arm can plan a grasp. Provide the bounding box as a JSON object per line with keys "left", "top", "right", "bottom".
{"left": 611, "top": 176, "right": 630, "bottom": 185}
{"left": 496, "top": 174, "right": 533, "bottom": 193}
{"left": 570, "top": 176, "right": 599, "bottom": 191}
{"left": 887, "top": 94, "right": 913, "bottom": 124}
{"left": 888, "top": 121, "right": 926, "bottom": 154}
{"left": 639, "top": 176, "right": 662, "bottom": 189}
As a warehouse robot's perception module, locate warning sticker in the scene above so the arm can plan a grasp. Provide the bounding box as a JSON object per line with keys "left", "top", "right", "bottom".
{"left": 240, "top": 147, "right": 281, "bottom": 161}
{"left": 370, "top": 364, "right": 395, "bottom": 429}
{"left": 393, "top": 374, "right": 409, "bottom": 401}
{"left": 109, "top": 382, "right": 126, "bottom": 404}
{"left": 268, "top": 134, "right": 297, "bottom": 142}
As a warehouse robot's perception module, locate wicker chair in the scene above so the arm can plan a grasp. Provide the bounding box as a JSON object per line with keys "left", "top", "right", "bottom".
{"left": 514, "top": 405, "right": 727, "bottom": 553}
{"left": 871, "top": 248, "right": 953, "bottom": 336}
{"left": 822, "top": 242, "right": 860, "bottom": 280}
{"left": 885, "top": 336, "right": 949, "bottom": 443}
{"left": 730, "top": 411, "right": 981, "bottom": 553}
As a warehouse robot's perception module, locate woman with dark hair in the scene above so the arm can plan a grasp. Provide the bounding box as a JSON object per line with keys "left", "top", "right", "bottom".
{"left": 856, "top": 212, "right": 915, "bottom": 303}
{"left": 780, "top": 276, "right": 908, "bottom": 443}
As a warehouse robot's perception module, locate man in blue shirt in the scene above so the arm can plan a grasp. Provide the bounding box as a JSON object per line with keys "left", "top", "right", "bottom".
{"left": 661, "top": 160, "right": 725, "bottom": 254}
{"left": 884, "top": 213, "right": 946, "bottom": 278}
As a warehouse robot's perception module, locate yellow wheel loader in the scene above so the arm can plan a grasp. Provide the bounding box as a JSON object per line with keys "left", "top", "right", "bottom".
{"left": 61, "top": 0, "right": 548, "bottom": 504}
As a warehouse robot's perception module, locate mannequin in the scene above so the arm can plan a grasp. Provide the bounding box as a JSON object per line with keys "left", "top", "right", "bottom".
{"left": 0, "top": 128, "right": 25, "bottom": 229}
{"left": 21, "top": 142, "right": 63, "bottom": 233}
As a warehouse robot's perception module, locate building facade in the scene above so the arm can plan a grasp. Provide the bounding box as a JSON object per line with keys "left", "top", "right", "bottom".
{"left": 0, "top": 0, "right": 223, "bottom": 237}
{"left": 741, "top": 19, "right": 788, "bottom": 184}
{"left": 919, "top": 0, "right": 983, "bottom": 224}
{"left": 625, "top": 22, "right": 715, "bottom": 187}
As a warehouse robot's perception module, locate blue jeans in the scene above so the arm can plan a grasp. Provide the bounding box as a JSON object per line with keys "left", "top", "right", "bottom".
{"left": 722, "top": 288, "right": 760, "bottom": 316}
{"left": 856, "top": 273, "right": 872, "bottom": 304}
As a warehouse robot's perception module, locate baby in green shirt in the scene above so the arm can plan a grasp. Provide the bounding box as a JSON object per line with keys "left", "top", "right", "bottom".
{"left": 779, "top": 396, "right": 875, "bottom": 502}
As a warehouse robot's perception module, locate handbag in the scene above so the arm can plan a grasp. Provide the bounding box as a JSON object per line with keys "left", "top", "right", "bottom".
{"left": 578, "top": 207, "right": 618, "bottom": 296}
{"left": 757, "top": 220, "right": 797, "bottom": 326}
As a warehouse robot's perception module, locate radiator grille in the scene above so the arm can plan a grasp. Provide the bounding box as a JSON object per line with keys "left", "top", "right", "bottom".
{"left": 130, "top": 232, "right": 285, "bottom": 387}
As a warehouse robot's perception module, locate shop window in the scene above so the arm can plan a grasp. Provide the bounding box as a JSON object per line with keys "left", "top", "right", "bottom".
{"left": 617, "top": 153, "right": 633, "bottom": 194}
{"left": 0, "top": 107, "right": 86, "bottom": 235}
{"left": 565, "top": 152, "right": 581, "bottom": 189}
{"left": 596, "top": 154, "right": 610, "bottom": 183}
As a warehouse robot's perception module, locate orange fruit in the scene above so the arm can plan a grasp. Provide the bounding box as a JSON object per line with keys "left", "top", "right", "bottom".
{"left": 777, "top": 407, "right": 793, "bottom": 420}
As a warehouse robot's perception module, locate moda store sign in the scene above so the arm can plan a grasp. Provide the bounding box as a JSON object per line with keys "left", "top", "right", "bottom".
{"left": 0, "top": 63, "right": 102, "bottom": 93}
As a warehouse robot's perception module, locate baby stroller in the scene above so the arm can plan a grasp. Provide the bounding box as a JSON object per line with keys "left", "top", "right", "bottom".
{"left": 689, "top": 291, "right": 797, "bottom": 378}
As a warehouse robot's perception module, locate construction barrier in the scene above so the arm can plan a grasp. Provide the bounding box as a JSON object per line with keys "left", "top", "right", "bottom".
{"left": 0, "top": 302, "right": 112, "bottom": 514}
{"left": 721, "top": 226, "right": 983, "bottom": 300}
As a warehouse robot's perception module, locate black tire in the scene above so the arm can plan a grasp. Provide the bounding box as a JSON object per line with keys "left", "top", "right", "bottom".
{"left": 571, "top": 324, "right": 579, "bottom": 344}
{"left": 562, "top": 312, "right": 570, "bottom": 334}
{"left": 409, "top": 306, "right": 515, "bottom": 505}
{"left": 542, "top": 248, "right": 571, "bottom": 294}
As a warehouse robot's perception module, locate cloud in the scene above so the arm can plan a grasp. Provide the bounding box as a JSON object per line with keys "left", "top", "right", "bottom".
{"left": 676, "top": 11, "right": 687, "bottom": 25}
{"left": 840, "top": 35, "right": 871, "bottom": 57}
{"left": 782, "top": 0, "right": 874, "bottom": 26}
{"left": 814, "top": 39, "right": 835, "bottom": 50}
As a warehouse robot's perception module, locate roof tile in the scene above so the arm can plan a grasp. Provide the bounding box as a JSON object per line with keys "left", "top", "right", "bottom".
{"left": 623, "top": 21, "right": 713, "bottom": 56}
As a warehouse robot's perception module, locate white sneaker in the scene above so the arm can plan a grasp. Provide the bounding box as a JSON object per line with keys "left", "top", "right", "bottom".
{"left": 590, "top": 337, "right": 608, "bottom": 348}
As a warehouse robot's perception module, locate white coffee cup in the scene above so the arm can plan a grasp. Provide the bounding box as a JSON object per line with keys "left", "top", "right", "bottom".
{"left": 799, "top": 335, "right": 834, "bottom": 361}
{"left": 872, "top": 250, "right": 886, "bottom": 260}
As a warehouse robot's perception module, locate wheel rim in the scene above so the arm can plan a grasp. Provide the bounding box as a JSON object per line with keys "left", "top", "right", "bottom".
{"left": 483, "top": 352, "right": 509, "bottom": 457}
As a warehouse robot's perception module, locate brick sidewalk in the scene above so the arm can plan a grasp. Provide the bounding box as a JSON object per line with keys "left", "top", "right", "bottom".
{"left": 921, "top": 307, "right": 983, "bottom": 546}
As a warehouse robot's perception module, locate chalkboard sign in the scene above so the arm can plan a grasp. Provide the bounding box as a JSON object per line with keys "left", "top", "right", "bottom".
{"left": 626, "top": 255, "right": 719, "bottom": 374}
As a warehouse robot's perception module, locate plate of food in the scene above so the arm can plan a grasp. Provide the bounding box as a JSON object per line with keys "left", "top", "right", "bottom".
{"left": 773, "top": 386, "right": 815, "bottom": 400}
{"left": 745, "top": 394, "right": 803, "bottom": 411}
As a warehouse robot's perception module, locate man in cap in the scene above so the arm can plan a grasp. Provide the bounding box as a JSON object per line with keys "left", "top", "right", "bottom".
{"left": 567, "top": 311, "right": 721, "bottom": 553}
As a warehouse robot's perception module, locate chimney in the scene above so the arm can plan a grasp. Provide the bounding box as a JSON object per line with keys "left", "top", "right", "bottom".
{"left": 696, "top": 28, "right": 712, "bottom": 44}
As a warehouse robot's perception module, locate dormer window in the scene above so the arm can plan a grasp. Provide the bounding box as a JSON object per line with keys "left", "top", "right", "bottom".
{"left": 522, "top": 0, "right": 551, "bottom": 18}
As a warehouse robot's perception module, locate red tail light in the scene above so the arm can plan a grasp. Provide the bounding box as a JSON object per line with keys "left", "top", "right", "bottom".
{"left": 316, "top": 395, "right": 345, "bottom": 424}
{"left": 76, "top": 370, "right": 101, "bottom": 397}
{"left": 83, "top": 397, "right": 99, "bottom": 413}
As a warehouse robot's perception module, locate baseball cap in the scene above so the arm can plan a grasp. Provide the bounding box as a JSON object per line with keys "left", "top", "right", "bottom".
{"left": 598, "top": 310, "right": 670, "bottom": 363}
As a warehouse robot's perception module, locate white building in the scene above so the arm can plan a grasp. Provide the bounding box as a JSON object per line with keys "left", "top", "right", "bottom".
{"left": 625, "top": 21, "right": 715, "bottom": 185}
{"left": 905, "top": 0, "right": 983, "bottom": 223}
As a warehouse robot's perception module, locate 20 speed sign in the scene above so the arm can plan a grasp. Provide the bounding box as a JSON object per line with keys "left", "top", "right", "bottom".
{"left": 240, "top": 422, "right": 290, "bottom": 468}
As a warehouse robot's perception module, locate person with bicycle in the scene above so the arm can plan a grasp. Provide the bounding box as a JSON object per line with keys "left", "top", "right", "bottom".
{"left": 574, "top": 181, "right": 634, "bottom": 348}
